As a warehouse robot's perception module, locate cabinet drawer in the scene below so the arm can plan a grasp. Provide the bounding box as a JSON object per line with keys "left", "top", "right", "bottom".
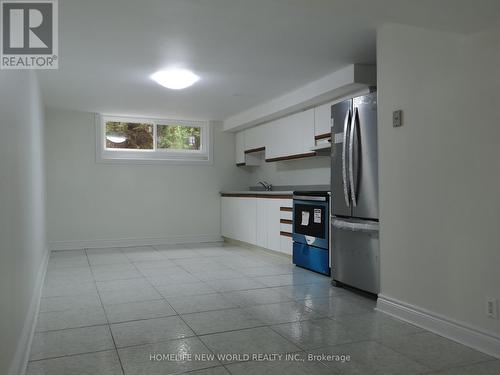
{"left": 280, "top": 223, "right": 292, "bottom": 233}
{"left": 280, "top": 210, "right": 292, "bottom": 221}
{"left": 293, "top": 242, "right": 330, "bottom": 275}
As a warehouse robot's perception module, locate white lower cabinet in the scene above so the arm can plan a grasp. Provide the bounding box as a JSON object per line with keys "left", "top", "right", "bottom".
{"left": 221, "top": 197, "right": 232, "bottom": 238}
{"left": 221, "top": 196, "right": 292, "bottom": 255}
{"left": 221, "top": 197, "right": 257, "bottom": 245}
{"left": 256, "top": 199, "right": 268, "bottom": 248}
{"left": 266, "top": 199, "right": 282, "bottom": 252}
{"left": 237, "top": 197, "right": 257, "bottom": 244}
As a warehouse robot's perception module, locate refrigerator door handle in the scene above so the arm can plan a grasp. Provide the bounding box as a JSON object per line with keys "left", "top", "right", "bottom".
{"left": 332, "top": 218, "right": 379, "bottom": 233}
{"left": 342, "top": 109, "right": 351, "bottom": 208}
{"left": 349, "top": 107, "right": 358, "bottom": 207}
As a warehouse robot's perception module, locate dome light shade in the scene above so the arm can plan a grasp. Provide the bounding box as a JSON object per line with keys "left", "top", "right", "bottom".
{"left": 106, "top": 134, "right": 127, "bottom": 143}
{"left": 150, "top": 69, "right": 200, "bottom": 90}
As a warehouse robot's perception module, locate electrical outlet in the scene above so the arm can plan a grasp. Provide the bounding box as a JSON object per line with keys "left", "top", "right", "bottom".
{"left": 486, "top": 297, "right": 498, "bottom": 319}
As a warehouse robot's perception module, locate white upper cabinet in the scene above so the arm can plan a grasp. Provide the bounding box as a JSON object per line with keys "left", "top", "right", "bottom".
{"left": 265, "top": 109, "right": 314, "bottom": 160}
{"left": 235, "top": 131, "right": 245, "bottom": 165}
{"left": 244, "top": 125, "right": 266, "bottom": 151}
{"left": 314, "top": 101, "right": 334, "bottom": 137}
{"left": 264, "top": 117, "right": 287, "bottom": 160}
{"left": 233, "top": 108, "right": 315, "bottom": 165}
{"left": 223, "top": 64, "right": 376, "bottom": 132}
{"left": 300, "top": 109, "right": 315, "bottom": 153}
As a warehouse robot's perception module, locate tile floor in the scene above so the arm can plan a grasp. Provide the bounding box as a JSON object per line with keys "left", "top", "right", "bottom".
{"left": 27, "top": 243, "right": 498, "bottom": 374}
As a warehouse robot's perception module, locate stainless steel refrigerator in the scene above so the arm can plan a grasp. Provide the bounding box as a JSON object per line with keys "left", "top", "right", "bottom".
{"left": 330, "top": 91, "right": 380, "bottom": 294}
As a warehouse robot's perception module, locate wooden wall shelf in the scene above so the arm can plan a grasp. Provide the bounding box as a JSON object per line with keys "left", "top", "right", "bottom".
{"left": 265, "top": 152, "right": 316, "bottom": 163}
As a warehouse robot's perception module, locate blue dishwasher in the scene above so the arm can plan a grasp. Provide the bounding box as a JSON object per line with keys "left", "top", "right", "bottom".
{"left": 292, "top": 191, "right": 330, "bottom": 276}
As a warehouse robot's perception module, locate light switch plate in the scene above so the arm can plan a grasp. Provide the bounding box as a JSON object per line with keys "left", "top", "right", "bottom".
{"left": 486, "top": 297, "right": 498, "bottom": 319}
{"left": 393, "top": 110, "right": 402, "bottom": 127}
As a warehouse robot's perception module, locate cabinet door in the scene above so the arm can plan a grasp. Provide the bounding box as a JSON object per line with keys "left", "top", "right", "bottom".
{"left": 244, "top": 126, "right": 265, "bottom": 151}
{"left": 256, "top": 199, "right": 268, "bottom": 248}
{"left": 300, "top": 109, "right": 315, "bottom": 153}
{"left": 265, "top": 109, "right": 315, "bottom": 159}
{"left": 279, "top": 113, "right": 302, "bottom": 157}
{"left": 262, "top": 118, "right": 283, "bottom": 160}
{"left": 221, "top": 197, "right": 234, "bottom": 238}
{"left": 235, "top": 131, "right": 245, "bottom": 164}
{"left": 266, "top": 199, "right": 282, "bottom": 252}
{"left": 278, "top": 198, "right": 293, "bottom": 255}
{"left": 235, "top": 197, "right": 257, "bottom": 245}
{"left": 314, "top": 101, "right": 334, "bottom": 137}
{"left": 265, "top": 115, "right": 299, "bottom": 159}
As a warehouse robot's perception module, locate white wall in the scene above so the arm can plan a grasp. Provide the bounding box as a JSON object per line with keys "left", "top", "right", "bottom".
{"left": 0, "top": 71, "right": 47, "bottom": 375}
{"left": 247, "top": 156, "right": 330, "bottom": 187}
{"left": 45, "top": 109, "right": 250, "bottom": 249}
{"left": 377, "top": 24, "right": 500, "bottom": 343}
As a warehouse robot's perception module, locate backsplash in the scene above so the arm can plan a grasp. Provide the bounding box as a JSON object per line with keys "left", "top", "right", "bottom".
{"left": 248, "top": 155, "right": 330, "bottom": 187}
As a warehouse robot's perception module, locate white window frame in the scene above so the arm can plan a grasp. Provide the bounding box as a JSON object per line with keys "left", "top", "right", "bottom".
{"left": 96, "top": 114, "right": 212, "bottom": 165}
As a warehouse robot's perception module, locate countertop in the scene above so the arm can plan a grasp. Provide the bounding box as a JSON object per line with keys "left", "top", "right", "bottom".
{"left": 220, "top": 190, "right": 293, "bottom": 197}
{"left": 221, "top": 185, "right": 330, "bottom": 197}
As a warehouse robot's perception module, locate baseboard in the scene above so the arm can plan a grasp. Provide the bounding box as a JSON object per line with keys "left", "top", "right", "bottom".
{"left": 9, "top": 247, "right": 49, "bottom": 375}
{"left": 376, "top": 294, "right": 500, "bottom": 359}
{"left": 49, "top": 234, "right": 223, "bottom": 251}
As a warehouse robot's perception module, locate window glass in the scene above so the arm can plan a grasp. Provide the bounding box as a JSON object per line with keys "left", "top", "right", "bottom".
{"left": 105, "top": 122, "right": 154, "bottom": 149}
{"left": 99, "top": 116, "right": 210, "bottom": 164}
{"left": 157, "top": 124, "right": 201, "bottom": 151}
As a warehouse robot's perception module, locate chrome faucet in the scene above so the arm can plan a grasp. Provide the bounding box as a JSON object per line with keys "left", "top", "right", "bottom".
{"left": 258, "top": 181, "right": 273, "bottom": 191}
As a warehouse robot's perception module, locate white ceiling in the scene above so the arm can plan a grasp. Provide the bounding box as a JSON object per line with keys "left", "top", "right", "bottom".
{"left": 38, "top": 0, "right": 500, "bottom": 121}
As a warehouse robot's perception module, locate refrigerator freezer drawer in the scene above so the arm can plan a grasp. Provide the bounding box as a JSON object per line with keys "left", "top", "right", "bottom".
{"left": 331, "top": 220, "right": 379, "bottom": 294}
{"left": 293, "top": 242, "right": 330, "bottom": 276}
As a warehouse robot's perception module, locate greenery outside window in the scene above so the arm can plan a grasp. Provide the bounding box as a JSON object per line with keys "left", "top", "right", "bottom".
{"left": 105, "top": 122, "right": 154, "bottom": 150}
{"left": 97, "top": 115, "right": 211, "bottom": 164}
{"left": 157, "top": 124, "right": 201, "bottom": 151}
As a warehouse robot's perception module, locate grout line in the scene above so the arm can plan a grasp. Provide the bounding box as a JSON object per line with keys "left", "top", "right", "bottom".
{"left": 35, "top": 322, "right": 109, "bottom": 334}
{"left": 125, "top": 251, "right": 204, "bottom": 345}
{"left": 371, "top": 333, "right": 494, "bottom": 372}
{"left": 128, "top": 252, "right": 308, "bottom": 369}
{"left": 35, "top": 245, "right": 395, "bottom": 374}
{"left": 110, "top": 255, "right": 228, "bottom": 371}
{"left": 138, "top": 261, "right": 201, "bottom": 339}
{"left": 35, "top": 298, "right": 322, "bottom": 334}
{"left": 28, "top": 348, "right": 121, "bottom": 363}
{"left": 206, "top": 348, "right": 308, "bottom": 369}
{"left": 86, "top": 248, "right": 127, "bottom": 375}
{"left": 418, "top": 359, "right": 500, "bottom": 375}
{"left": 180, "top": 364, "right": 232, "bottom": 374}
{"left": 192, "top": 324, "right": 270, "bottom": 338}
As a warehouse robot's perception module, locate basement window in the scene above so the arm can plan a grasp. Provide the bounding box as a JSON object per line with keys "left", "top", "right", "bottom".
{"left": 97, "top": 115, "right": 211, "bottom": 164}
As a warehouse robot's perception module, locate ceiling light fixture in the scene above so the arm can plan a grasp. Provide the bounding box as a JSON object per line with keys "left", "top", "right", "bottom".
{"left": 150, "top": 69, "right": 200, "bottom": 90}
{"left": 106, "top": 134, "right": 127, "bottom": 143}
